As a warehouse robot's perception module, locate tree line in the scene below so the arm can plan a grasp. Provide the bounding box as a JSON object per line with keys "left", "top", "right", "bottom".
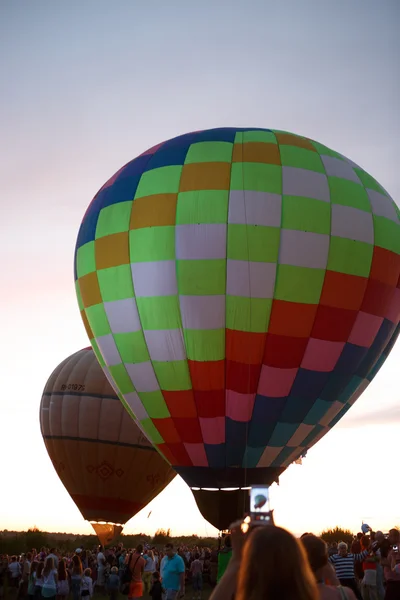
{"left": 0, "top": 526, "right": 356, "bottom": 555}
{"left": 0, "top": 527, "right": 218, "bottom": 555}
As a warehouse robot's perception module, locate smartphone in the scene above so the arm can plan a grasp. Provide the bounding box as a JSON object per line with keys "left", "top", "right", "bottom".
{"left": 249, "top": 485, "right": 271, "bottom": 524}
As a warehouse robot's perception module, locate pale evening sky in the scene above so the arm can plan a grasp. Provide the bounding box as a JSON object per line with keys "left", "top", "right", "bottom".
{"left": 1, "top": 0, "right": 399, "bottom": 537}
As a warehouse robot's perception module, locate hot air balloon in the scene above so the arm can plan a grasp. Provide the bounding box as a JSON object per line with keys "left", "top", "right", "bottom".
{"left": 40, "top": 348, "right": 175, "bottom": 544}
{"left": 74, "top": 128, "right": 400, "bottom": 530}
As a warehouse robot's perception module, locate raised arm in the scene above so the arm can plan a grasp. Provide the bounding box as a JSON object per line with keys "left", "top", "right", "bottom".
{"left": 210, "top": 520, "right": 246, "bottom": 600}
{"left": 352, "top": 549, "right": 369, "bottom": 562}
{"left": 209, "top": 560, "right": 238, "bottom": 600}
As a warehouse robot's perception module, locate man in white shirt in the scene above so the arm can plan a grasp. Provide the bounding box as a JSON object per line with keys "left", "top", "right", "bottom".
{"left": 8, "top": 556, "right": 21, "bottom": 586}
{"left": 47, "top": 549, "right": 58, "bottom": 568}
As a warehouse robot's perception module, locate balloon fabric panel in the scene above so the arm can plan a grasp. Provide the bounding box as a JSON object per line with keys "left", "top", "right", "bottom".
{"left": 40, "top": 348, "right": 175, "bottom": 524}
{"left": 191, "top": 488, "right": 251, "bottom": 532}
{"left": 74, "top": 128, "right": 400, "bottom": 489}
{"left": 91, "top": 523, "right": 123, "bottom": 546}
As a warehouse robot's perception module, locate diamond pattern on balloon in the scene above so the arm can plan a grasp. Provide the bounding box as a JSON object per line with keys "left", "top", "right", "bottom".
{"left": 86, "top": 460, "right": 118, "bottom": 480}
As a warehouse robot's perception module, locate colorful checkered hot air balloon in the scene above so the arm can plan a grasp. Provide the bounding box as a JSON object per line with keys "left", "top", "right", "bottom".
{"left": 74, "top": 128, "right": 400, "bottom": 530}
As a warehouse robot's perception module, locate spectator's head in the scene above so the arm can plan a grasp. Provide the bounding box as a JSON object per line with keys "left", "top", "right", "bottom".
{"left": 136, "top": 545, "right": 143, "bottom": 554}
{"left": 338, "top": 542, "right": 348, "bottom": 557}
{"left": 152, "top": 571, "right": 160, "bottom": 582}
{"left": 43, "top": 556, "right": 54, "bottom": 576}
{"left": 30, "top": 561, "right": 39, "bottom": 575}
{"left": 111, "top": 567, "right": 118, "bottom": 574}
{"left": 164, "top": 543, "right": 174, "bottom": 558}
{"left": 356, "top": 532, "right": 363, "bottom": 541}
{"left": 375, "top": 531, "right": 385, "bottom": 543}
{"left": 58, "top": 559, "right": 66, "bottom": 578}
{"left": 236, "top": 526, "right": 318, "bottom": 600}
{"left": 37, "top": 562, "right": 45, "bottom": 578}
{"left": 195, "top": 553, "right": 200, "bottom": 560}
{"left": 389, "top": 529, "right": 400, "bottom": 545}
{"left": 84, "top": 568, "right": 91, "bottom": 577}
{"left": 72, "top": 554, "right": 83, "bottom": 574}
{"left": 360, "top": 535, "right": 370, "bottom": 550}
{"left": 224, "top": 535, "right": 231, "bottom": 549}
{"left": 301, "top": 535, "right": 328, "bottom": 578}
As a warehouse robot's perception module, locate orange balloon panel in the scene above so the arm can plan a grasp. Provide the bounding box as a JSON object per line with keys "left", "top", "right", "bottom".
{"left": 91, "top": 523, "right": 123, "bottom": 546}
{"left": 40, "top": 348, "right": 175, "bottom": 525}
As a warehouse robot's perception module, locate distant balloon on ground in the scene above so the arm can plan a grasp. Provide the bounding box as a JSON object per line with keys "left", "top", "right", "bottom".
{"left": 74, "top": 127, "right": 400, "bottom": 530}
{"left": 40, "top": 348, "right": 175, "bottom": 543}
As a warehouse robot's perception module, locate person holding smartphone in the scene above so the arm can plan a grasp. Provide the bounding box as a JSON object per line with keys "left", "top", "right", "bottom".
{"left": 209, "top": 520, "right": 319, "bottom": 600}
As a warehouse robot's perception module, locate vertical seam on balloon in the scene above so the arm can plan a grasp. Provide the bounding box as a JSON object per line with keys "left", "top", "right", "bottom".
{"left": 125, "top": 151, "right": 166, "bottom": 441}
{"left": 91, "top": 350, "right": 103, "bottom": 503}
{"left": 224, "top": 133, "right": 236, "bottom": 477}
{"left": 325, "top": 161, "right": 378, "bottom": 426}
{"left": 80, "top": 351, "right": 93, "bottom": 501}
{"left": 308, "top": 151, "right": 378, "bottom": 450}
{"left": 241, "top": 131, "right": 252, "bottom": 486}
{"left": 75, "top": 353, "right": 87, "bottom": 498}
{"left": 296, "top": 142, "right": 369, "bottom": 462}
{"left": 172, "top": 141, "right": 194, "bottom": 465}
{"left": 303, "top": 147, "right": 346, "bottom": 437}
{"left": 80, "top": 153, "right": 156, "bottom": 439}
{"left": 252, "top": 129, "right": 282, "bottom": 469}
{"left": 113, "top": 347, "right": 127, "bottom": 510}
{"left": 81, "top": 353, "right": 95, "bottom": 507}
{"left": 55, "top": 353, "right": 75, "bottom": 493}
{"left": 63, "top": 353, "right": 83, "bottom": 503}
{"left": 293, "top": 140, "right": 334, "bottom": 461}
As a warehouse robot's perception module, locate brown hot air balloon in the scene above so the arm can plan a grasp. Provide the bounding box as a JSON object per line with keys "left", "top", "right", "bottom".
{"left": 40, "top": 348, "right": 175, "bottom": 545}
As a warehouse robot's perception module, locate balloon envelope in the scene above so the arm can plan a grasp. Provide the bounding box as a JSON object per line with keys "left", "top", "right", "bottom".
{"left": 40, "top": 348, "right": 175, "bottom": 535}
{"left": 74, "top": 128, "right": 400, "bottom": 528}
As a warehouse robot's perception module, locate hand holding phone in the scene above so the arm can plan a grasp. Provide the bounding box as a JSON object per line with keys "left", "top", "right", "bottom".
{"left": 229, "top": 520, "right": 247, "bottom": 562}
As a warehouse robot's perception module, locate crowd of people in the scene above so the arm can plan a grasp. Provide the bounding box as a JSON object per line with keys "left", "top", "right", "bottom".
{"left": 0, "top": 542, "right": 216, "bottom": 600}
{"left": 0, "top": 524, "right": 399, "bottom": 600}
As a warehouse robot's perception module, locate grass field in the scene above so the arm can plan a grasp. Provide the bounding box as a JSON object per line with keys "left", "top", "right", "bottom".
{"left": 3, "top": 587, "right": 214, "bottom": 600}
{"left": 95, "top": 588, "right": 213, "bottom": 599}
{"left": 91, "top": 590, "right": 213, "bottom": 599}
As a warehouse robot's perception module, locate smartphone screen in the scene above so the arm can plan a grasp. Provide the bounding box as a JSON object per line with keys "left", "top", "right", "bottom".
{"left": 249, "top": 486, "right": 271, "bottom": 523}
